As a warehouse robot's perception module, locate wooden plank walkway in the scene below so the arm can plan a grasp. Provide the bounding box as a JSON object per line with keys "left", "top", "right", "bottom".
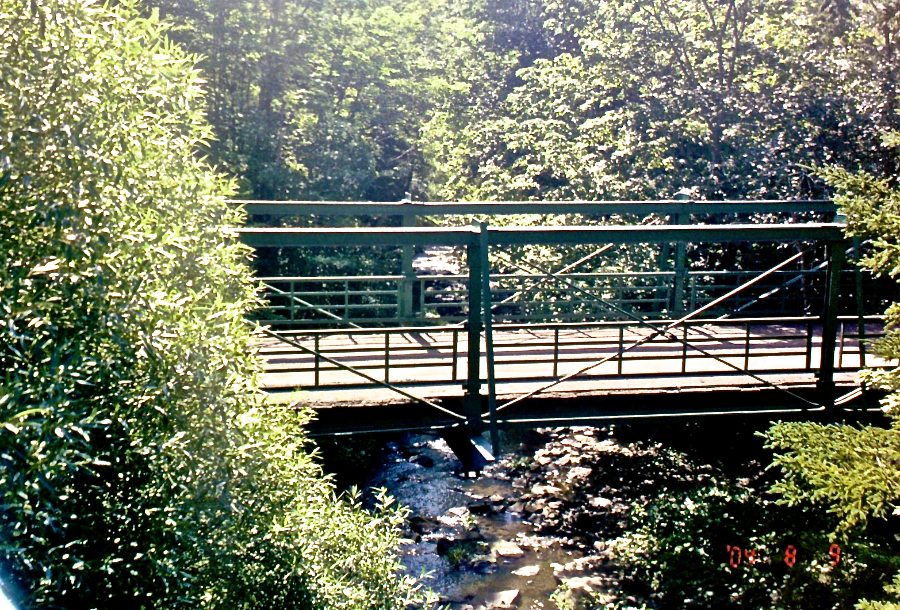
{"left": 257, "top": 322, "right": 887, "bottom": 407}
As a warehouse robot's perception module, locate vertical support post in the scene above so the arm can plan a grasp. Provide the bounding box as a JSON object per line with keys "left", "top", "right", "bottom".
{"left": 553, "top": 327, "right": 560, "bottom": 378}
{"left": 479, "top": 222, "right": 500, "bottom": 456}
{"left": 657, "top": 245, "right": 670, "bottom": 314}
{"left": 419, "top": 276, "right": 426, "bottom": 314}
{"left": 384, "top": 333, "right": 390, "bottom": 383}
{"left": 452, "top": 328, "right": 459, "bottom": 382}
{"left": 289, "top": 281, "right": 295, "bottom": 322}
{"left": 464, "top": 227, "right": 483, "bottom": 429}
{"left": 314, "top": 334, "right": 320, "bottom": 387}
{"left": 670, "top": 192, "right": 691, "bottom": 317}
{"left": 399, "top": 206, "right": 415, "bottom": 321}
{"left": 854, "top": 236, "right": 868, "bottom": 370}
{"left": 837, "top": 322, "right": 845, "bottom": 368}
{"left": 681, "top": 326, "right": 688, "bottom": 373}
{"left": 744, "top": 323, "right": 751, "bottom": 371}
{"left": 673, "top": 224, "right": 688, "bottom": 317}
{"left": 618, "top": 326, "right": 624, "bottom": 376}
{"left": 805, "top": 321, "right": 813, "bottom": 370}
{"left": 344, "top": 279, "right": 350, "bottom": 320}
{"left": 817, "top": 241, "right": 845, "bottom": 407}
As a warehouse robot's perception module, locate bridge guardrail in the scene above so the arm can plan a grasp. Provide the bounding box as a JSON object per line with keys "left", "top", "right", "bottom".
{"left": 238, "top": 208, "right": 893, "bottom": 442}
{"left": 259, "top": 315, "right": 886, "bottom": 388}
{"left": 255, "top": 268, "right": 881, "bottom": 328}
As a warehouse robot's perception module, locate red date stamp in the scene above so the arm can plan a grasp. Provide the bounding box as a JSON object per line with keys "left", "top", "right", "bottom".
{"left": 725, "top": 543, "right": 841, "bottom": 568}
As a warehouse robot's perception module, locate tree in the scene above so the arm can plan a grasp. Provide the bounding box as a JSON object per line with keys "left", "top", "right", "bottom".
{"left": 0, "top": 1, "right": 428, "bottom": 608}
{"left": 764, "top": 132, "right": 900, "bottom": 608}
{"left": 430, "top": 0, "right": 887, "bottom": 202}
{"left": 149, "top": 0, "right": 455, "bottom": 202}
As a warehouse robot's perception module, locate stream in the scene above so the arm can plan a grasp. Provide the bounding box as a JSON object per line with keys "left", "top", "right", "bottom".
{"left": 350, "top": 418, "right": 793, "bottom": 610}
{"left": 364, "top": 427, "right": 632, "bottom": 610}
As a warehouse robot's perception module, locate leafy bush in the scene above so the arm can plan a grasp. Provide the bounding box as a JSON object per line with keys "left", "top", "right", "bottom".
{"left": 610, "top": 477, "right": 900, "bottom": 609}
{"left": 0, "top": 1, "right": 429, "bottom": 608}
{"left": 763, "top": 132, "right": 900, "bottom": 609}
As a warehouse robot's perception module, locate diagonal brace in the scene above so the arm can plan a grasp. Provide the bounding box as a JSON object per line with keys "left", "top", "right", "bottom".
{"left": 259, "top": 327, "right": 466, "bottom": 421}
{"left": 493, "top": 250, "right": 821, "bottom": 411}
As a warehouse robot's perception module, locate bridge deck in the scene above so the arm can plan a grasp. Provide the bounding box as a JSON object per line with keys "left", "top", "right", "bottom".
{"left": 258, "top": 322, "right": 885, "bottom": 407}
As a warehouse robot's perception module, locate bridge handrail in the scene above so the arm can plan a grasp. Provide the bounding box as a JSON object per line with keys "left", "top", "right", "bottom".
{"left": 233, "top": 199, "right": 836, "bottom": 218}
{"left": 257, "top": 268, "right": 838, "bottom": 283}
{"left": 258, "top": 314, "right": 885, "bottom": 337}
{"left": 238, "top": 223, "right": 846, "bottom": 248}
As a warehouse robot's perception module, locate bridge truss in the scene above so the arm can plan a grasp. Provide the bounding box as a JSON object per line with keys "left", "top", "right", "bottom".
{"left": 236, "top": 200, "right": 894, "bottom": 460}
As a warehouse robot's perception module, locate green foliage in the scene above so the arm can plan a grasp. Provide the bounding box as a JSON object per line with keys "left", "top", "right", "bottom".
{"left": 611, "top": 478, "right": 900, "bottom": 609}
{"left": 763, "top": 132, "right": 900, "bottom": 606}
{"left": 429, "top": 0, "right": 895, "bottom": 202}
{"left": 764, "top": 423, "right": 900, "bottom": 530}
{"left": 150, "top": 0, "right": 462, "bottom": 202}
{"left": 0, "top": 1, "right": 430, "bottom": 608}
{"left": 764, "top": 133, "right": 900, "bottom": 530}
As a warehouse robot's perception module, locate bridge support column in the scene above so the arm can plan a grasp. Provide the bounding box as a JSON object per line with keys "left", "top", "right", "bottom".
{"left": 479, "top": 222, "right": 500, "bottom": 456}
{"left": 817, "top": 241, "right": 845, "bottom": 409}
{"left": 670, "top": 201, "right": 690, "bottom": 317}
{"left": 464, "top": 230, "right": 484, "bottom": 432}
{"left": 398, "top": 206, "right": 416, "bottom": 321}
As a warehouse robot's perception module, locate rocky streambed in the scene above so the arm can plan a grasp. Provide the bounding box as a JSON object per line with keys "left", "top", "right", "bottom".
{"left": 360, "top": 423, "right": 761, "bottom": 610}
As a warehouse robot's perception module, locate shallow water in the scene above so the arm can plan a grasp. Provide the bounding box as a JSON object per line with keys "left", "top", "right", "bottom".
{"left": 367, "top": 434, "right": 584, "bottom": 609}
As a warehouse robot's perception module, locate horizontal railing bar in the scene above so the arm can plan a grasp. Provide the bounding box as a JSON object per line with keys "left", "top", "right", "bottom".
{"left": 233, "top": 199, "right": 836, "bottom": 217}
{"left": 263, "top": 291, "right": 400, "bottom": 299}
{"left": 237, "top": 223, "right": 845, "bottom": 248}
{"left": 259, "top": 269, "right": 831, "bottom": 284}
{"left": 258, "top": 275, "right": 406, "bottom": 282}
{"left": 239, "top": 226, "right": 477, "bottom": 247}
{"left": 259, "top": 334, "right": 823, "bottom": 357}
{"left": 255, "top": 315, "right": 884, "bottom": 336}
{"left": 487, "top": 224, "right": 844, "bottom": 245}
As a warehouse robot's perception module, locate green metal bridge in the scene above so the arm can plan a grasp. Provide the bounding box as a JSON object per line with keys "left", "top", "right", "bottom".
{"left": 236, "top": 200, "right": 894, "bottom": 467}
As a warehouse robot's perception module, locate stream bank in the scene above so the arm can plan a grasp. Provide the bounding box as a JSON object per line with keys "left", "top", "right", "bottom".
{"left": 325, "top": 417, "right": 899, "bottom": 610}
{"left": 352, "top": 421, "right": 772, "bottom": 610}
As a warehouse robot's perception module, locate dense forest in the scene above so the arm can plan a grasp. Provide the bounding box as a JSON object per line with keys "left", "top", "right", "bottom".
{"left": 3, "top": 0, "right": 900, "bottom": 609}
{"left": 146, "top": 0, "right": 899, "bottom": 201}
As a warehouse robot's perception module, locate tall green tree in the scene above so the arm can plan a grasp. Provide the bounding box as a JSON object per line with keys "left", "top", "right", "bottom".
{"left": 150, "top": 0, "right": 456, "bottom": 201}
{"left": 430, "top": 0, "right": 889, "bottom": 201}
{"left": 764, "top": 132, "right": 900, "bottom": 608}
{"left": 0, "top": 1, "right": 428, "bottom": 607}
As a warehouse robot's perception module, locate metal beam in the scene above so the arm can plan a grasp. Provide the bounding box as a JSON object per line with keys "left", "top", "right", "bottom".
{"left": 486, "top": 224, "right": 844, "bottom": 246}
{"left": 464, "top": 234, "right": 483, "bottom": 428}
{"left": 234, "top": 200, "right": 836, "bottom": 217}
{"left": 237, "top": 226, "right": 476, "bottom": 247}
{"left": 236, "top": 223, "right": 845, "bottom": 248}
{"left": 817, "top": 242, "right": 846, "bottom": 405}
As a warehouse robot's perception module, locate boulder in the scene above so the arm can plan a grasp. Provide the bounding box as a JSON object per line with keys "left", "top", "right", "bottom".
{"left": 531, "top": 484, "right": 564, "bottom": 497}
{"left": 512, "top": 564, "right": 540, "bottom": 577}
{"left": 408, "top": 515, "right": 440, "bottom": 535}
{"left": 468, "top": 501, "right": 494, "bottom": 515}
{"left": 492, "top": 540, "right": 525, "bottom": 558}
{"left": 410, "top": 454, "right": 435, "bottom": 467}
{"left": 480, "top": 589, "right": 521, "bottom": 609}
{"left": 589, "top": 496, "right": 612, "bottom": 509}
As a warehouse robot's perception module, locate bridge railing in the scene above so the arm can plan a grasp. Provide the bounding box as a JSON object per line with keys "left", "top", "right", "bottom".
{"left": 258, "top": 315, "right": 886, "bottom": 389}
{"left": 238, "top": 205, "right": 899, "bottom": 442}
{"left": 254, "top": 267, "right": 873, "bottom": 328}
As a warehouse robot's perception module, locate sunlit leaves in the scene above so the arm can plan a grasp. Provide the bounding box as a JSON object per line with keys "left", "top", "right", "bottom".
{"left": 764, "top": 133, "right": 900, "bottom": 563}
{"left": 0, "top": 1, "right": 424, "bottom": 608}
{"left": 431, "top": 0, "right": 889, "bottom": 202}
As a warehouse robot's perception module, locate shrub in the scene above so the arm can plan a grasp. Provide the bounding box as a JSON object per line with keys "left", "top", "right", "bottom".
{"left": 0, "top": 1, "right": 429, "bottom": 608}
{"left": 610, "top": 477, "right": 899, "bottom": 609}
{"left": 763, "top": 132, "right": 900, "bottom": 608}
